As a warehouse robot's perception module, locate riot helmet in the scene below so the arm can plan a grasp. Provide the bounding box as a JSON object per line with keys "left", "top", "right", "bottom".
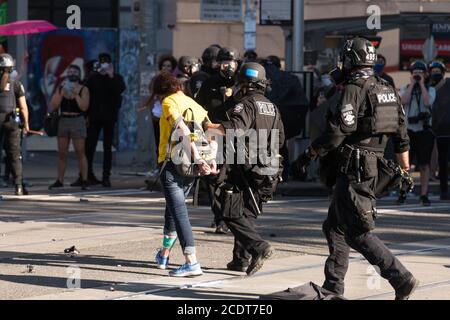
{"left": 217, "top": 47, "right": 239, "bottom": 80}
{"left": 0, "top": 54, "right": 14, "bottom": 92}
{"left": 340, "top": 37, "right": 377, "bottom": 73}
{"left": 0, "top": 53, "right": 14, "bottom": 73}
{"left": 201, "top": 46, "right": 221, "bottom": 71}
{"left": 236, "top": 62, "right": 269, "bottom": 94}
{"left": 217, "top": 47, "right": 239, "bottom": 62}
{"left": 178, "top": 56, "right": 201, "bottom": 77}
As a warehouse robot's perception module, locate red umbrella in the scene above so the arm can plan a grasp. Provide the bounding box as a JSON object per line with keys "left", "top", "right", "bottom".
{"left": 0, "top": 20, "right": 58, "bottom": 36}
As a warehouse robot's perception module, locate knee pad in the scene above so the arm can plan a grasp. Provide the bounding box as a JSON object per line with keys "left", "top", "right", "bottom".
{"left": 163, "top": 235, "right": 177, "bottom": 249}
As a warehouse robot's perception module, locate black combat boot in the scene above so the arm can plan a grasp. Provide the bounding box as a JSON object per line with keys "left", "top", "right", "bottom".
{"left": 227, "top": 260, "right": 249, "bottom": 272}
{"left": 102, "top": 177, "right": 111, "bottom": 188}
{"left": 246, "top": 245, "right": 274, "bottom": 276}
{"left": 395, "top": 276, "right": 419, "bottom": 300}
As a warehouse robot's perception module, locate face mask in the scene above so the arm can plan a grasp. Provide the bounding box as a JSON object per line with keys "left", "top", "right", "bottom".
{"left": 374, "top": 63, "right": 385, "bottom": 74}
{"left": 10, "top": 70, "right": 18, "bottom": 81}
{"left": 68, "top": 75, "right": 80, "bottom": 82}
{"left": 431, "top": 73, "right": 443, "bottom": 85}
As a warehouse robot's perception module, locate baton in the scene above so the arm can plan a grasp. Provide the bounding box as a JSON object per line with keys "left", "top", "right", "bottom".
{"left": 355, "top": 148, "right": 361, "bottom": 183}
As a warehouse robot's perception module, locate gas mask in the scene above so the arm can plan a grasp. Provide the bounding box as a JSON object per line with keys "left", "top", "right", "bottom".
{"left": 220, "top": 61, "right": 237, "bottom": 79}
{"left": 185, "top": 63, "right": 200, "bottom": 77}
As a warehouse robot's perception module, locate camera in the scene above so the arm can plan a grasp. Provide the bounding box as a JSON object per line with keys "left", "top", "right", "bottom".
{"left": 408, "top": 112, "right": 431, "bottom": 127}
{"left": 413, "top": 75, "right": 422, "bottom": 82}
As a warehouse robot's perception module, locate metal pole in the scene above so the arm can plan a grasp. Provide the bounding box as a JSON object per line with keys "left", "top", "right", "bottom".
{"left": 292, "top": 0, "right": 304, "bottom": 72}
{"left": 244, "top": 0, "right": 257, "bottom": 51}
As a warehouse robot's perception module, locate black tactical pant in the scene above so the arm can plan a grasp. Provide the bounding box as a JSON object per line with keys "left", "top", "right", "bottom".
{"left": 322, "top": 174, "right": 413, "bottom": 295}
{"left": 0, "top": 113, "right": 22, "bottom": 186}
{"left": 204, "top": 175, "right": 226, "bottom": 227}
{"left": 222, "top": 184, "right": 269, "bottom": 265}
{"left": 86, "top": 119, "right": 115, "bottom": 180}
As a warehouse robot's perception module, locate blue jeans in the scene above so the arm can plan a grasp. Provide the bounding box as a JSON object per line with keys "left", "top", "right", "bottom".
{"left": 160, "top": 162, "right": 196, "bottom": 255}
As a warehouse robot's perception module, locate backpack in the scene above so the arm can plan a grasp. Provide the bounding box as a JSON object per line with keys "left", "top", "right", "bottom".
{"left": 163, "top": 108, "right": 213, "bottom": 178}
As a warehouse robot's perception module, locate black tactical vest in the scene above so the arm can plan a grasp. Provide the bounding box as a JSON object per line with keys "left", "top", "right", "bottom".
{"left": 356, "top": 77, "right": 400, "bottom": 135}
{"left": 0, "top": 80, "right": 16, "bottom": 114}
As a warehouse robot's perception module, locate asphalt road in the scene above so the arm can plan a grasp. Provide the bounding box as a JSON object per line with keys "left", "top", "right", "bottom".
{"left": 1, "top": 177, "right": 450, "bottom": 300}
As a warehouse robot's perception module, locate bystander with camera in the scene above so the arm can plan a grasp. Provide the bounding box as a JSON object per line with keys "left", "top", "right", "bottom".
{"left": 398, "top": 60, "right": 436, "bottom": 206}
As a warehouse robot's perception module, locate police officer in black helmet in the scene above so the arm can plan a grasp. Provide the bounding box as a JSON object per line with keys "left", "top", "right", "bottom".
{"left": 0, "top": 53, "right": 30, "bottom": 196}
{"left": 197, "top": 47, "right": 240, "bottom": 122}
{"left": 296, "top": 37, "right": 419, "bottom": 299}
{"left": 196, "top": 47, "right": 240, "bottom": 234}
{"left": 201, "top": 45, "right": 221, "bottom": 76}
{"left": 177, "top": 56, "right": 202, "bottom": 97}
{"left": 208, "top": 62, "right": 285, "bottom": 275}
{"left": 188, "top": 46, "right": 221, "bottom": 100}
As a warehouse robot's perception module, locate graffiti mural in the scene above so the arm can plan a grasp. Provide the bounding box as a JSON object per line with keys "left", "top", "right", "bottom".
{"left": 27, "top": 28, "right": 116, "bottom": 130}
{"left": 118, "top": 30, "right": 140, "bottom": 152}
{"left": 27, "top": 28, "right": 141, "bottom": 151}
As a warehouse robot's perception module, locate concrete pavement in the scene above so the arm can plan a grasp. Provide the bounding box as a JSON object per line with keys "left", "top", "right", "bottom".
{"left": 0, "top": 152, "right": 449, "bottom": 300}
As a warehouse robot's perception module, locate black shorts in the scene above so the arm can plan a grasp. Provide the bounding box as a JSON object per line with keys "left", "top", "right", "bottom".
{"left": 408, "top": 129, "right": 435, "bottom": 166}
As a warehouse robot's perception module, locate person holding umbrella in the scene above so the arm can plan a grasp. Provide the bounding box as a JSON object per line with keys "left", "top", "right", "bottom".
{"left": 0, "top": 53, "right": 30, "bottom": 196}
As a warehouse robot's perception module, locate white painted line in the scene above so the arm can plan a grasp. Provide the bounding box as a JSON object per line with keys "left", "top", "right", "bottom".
{"left": 111, "top": 241, "right": 450, "bottom": 300}
{"left": 358, "top": 279, "right": 450, "bottom": 300}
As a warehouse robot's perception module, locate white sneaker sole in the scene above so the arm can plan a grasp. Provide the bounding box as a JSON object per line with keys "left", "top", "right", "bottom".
{"left": 157, "top": 264, "right": 167, "bottom": 270}
{"left": 169, "top": 270, "right": 203, "bottom": 277}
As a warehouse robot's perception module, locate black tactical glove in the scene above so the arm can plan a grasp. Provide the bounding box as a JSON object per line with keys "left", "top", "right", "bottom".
{"left": 293, "top": 147, "right": 314, "bottom": 177}
{"left": 399, "top": 168, "right": 414, "bottom": 194}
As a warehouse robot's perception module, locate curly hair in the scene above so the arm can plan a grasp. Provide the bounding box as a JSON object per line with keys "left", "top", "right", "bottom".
{"left": 158, "top": 54, "right": 177, "bottom": 72}
{"left": 147, "top": 72, "right": 182, "bottom": 106}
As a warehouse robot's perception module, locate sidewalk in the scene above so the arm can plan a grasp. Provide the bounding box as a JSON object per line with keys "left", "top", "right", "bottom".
{"left": 27, "top": 237, "right": 450, "bottom": 300}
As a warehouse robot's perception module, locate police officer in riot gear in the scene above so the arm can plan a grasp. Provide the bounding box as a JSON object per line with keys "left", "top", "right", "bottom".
{"left": 188, "top": 46, "right": 221, "bottom": 100}
{"left": 177, "top": 56, "right": 202, "bottom": 97}
{"left": 296, "top": 37, "right": 419, "bottom": 299}
{"left": 208, "top": 62, "right": 285, "bottom": 275}
{"left": 196, "top": 47, "right": 240, "bottom": 234}
{"left": 201, "top": 45, "right": 221, "bottom": 76}
{"left": 0, "top": 53, "right": 30, "bottom": 196}
{"left": 197, "top": 47, "right": 240, "bottom": 122}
